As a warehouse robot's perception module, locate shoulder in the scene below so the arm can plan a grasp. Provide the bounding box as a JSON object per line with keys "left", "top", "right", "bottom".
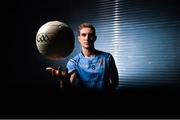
{"left": 96, "top": 50, "right": 115, "bottom": 65}
{"left": 96, "top": 50, "right": 112, "bottom": 58}
{"left": 67, "top": 52, "right": 81, "bottom": 65}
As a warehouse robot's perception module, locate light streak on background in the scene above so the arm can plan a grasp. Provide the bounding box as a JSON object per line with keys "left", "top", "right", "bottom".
{"left": 42, "top": 0, "right": 180, "bottom": 89}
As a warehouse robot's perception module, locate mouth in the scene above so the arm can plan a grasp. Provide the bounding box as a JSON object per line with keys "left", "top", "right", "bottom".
{"left": 84, "top": 42, "right": 89, "bottom": 45}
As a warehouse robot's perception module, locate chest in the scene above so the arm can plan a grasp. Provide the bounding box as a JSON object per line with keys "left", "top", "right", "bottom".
{"left": 77, "top": 57, "right": 106, "bottom": 73}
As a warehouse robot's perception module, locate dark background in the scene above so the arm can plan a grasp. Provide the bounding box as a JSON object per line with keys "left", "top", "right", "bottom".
{"left": 3, "top": 0, "right": 180, "bottom": 118}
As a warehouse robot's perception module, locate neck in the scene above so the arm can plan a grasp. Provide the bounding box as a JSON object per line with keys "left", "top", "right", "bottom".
{"left": 82, "top": 47, "right": 96, "bottom": 57}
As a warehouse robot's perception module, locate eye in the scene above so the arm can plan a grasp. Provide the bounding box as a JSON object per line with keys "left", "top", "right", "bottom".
{"left": 88, "top": 33, "right": 94, "bottom": 38}
{"left": 81, "top": 33, "right": 86, "bottom": 37}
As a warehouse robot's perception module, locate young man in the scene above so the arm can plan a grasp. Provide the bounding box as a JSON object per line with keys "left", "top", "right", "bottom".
{"left": 46, "top": 23, "right": 119, "bottom": 93}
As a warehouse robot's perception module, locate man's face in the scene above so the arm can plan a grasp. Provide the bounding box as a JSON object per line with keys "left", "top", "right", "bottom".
{"left": 78, "top": 27, "right": 96, "bottom": 49}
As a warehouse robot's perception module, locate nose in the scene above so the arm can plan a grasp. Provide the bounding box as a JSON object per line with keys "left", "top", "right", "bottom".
{"left": 84, "top": 34, "right": 88, "bottom": 40}
{"left": 85, "top": 34, "right": 93, "bottom": 41}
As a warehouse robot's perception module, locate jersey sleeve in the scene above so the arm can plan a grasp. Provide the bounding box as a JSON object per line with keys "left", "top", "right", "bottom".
{"left": 107, "top": 54, "right": 119, "bottom": 89}
{"left": 66, "top": 59, "right": 77, "bottom": 73}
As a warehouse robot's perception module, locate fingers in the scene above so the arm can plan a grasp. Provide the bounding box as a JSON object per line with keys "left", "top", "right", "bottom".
{"left": 46, "top": 67, "right": 59, "bottom": 76}
{"left": 46, "top": 67, "right": 53, "bottom": 71}
{"left": 58, "top": 66, "right": 61, "bottom": 72}
{"left": 46, "top": 67, "right": 53, "bottom": 74}
{"left": 65, "top": 68, "right": 68, "bottom": 75}
{"left": 58, "top": 66, "right": 64, "bottom": 76}
{"left": 46, "top": 66, "right": 69, "bottom": 78}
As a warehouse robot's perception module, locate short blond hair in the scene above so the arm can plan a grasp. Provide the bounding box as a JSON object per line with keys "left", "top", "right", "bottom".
{"left": 78, "top": 23, "right": 96, "bottom": 36}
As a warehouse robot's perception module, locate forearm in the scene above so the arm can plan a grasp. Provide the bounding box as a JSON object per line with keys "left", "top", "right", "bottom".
{"left": 58, "top": 71, "right": 77, "bottom": 89}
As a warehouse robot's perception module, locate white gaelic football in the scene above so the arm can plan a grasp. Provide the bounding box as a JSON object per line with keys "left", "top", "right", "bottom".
{"left": 36, "top": 21, "right": 75, "bottom": 60}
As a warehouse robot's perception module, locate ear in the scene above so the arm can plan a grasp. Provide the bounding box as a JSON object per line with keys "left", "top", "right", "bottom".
{"left": 78, "top": 36, "right": 80, "bottom": 42}
{"left": 94, "top": 35, "right": 97, "bottom": 42}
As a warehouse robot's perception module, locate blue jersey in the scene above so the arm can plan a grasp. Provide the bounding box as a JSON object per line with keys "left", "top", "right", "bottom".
{"left": 66, "top": 50, "right": 118, "bottom": 91}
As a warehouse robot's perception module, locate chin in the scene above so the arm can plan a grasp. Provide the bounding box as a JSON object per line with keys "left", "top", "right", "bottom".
{"left": 84, "top": 46, "right": 90, "bottom": 49}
